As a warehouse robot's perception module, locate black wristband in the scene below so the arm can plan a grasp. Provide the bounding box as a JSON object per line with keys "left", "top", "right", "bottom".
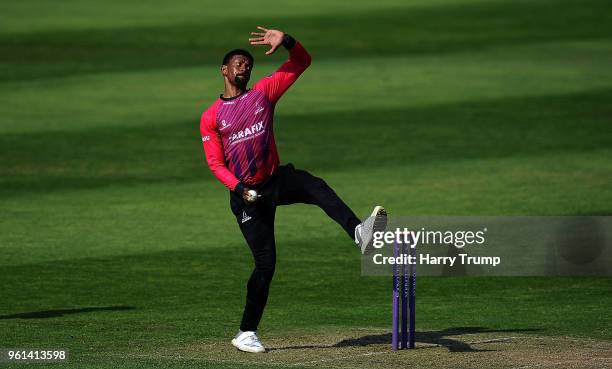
{"left": 282, "top": 34, "right": 296, "bottom": 50}
{"left": 234, "top": 182, "right": 246, "bottom": 195}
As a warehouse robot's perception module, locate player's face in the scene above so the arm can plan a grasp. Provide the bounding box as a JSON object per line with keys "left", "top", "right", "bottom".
{"left": 223, "top": 55, "right": 252, "bottom": 88}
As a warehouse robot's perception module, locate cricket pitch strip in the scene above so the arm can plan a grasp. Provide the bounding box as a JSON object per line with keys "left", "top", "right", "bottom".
{"left": 114, "top": 328, "right": 611, "bottom": 369}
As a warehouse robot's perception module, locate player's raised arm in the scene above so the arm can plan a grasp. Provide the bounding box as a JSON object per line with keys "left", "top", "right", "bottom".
{"left": 249, "top": 26, "right": 311, "bottom": 104}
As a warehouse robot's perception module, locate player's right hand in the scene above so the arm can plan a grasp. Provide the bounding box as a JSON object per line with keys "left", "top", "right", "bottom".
{"left": 248, "top": 26, "right": 284, "bottom": 55}
{"left": 242, "top": 187, "right": 260, "bottom": 203}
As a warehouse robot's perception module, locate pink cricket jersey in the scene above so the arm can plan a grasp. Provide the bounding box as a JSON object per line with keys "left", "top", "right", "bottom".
{"left": 200, "top": 42, "right": 311, "bottom": 191}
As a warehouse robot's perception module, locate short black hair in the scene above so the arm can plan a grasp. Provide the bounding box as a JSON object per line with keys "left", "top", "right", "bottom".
{"left": 222, "top": 49, "right": 254, "bottom": 66}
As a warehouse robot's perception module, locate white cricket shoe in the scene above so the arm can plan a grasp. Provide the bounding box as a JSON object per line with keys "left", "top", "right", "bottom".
{"left": 355, "top": 206, "right": 387, "bottom": 255}
{"left": 231, "top": 330, "right": 266, "bottom": 353}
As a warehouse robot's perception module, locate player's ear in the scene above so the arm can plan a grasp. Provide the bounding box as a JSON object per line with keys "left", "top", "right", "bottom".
{"left": 221, "top": 65, "right": 228, "bottom": 76}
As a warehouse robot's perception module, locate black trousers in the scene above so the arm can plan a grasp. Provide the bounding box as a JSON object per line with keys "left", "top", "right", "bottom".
{"left": 229, "top": 164, "right": 361, "bottom": 332}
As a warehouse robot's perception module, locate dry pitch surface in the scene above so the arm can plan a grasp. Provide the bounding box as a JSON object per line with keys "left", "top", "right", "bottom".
{"left": 117, "top": 328, "right": 611, "bottom": 369}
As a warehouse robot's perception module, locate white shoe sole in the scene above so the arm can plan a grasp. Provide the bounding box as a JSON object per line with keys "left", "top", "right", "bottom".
{"left": 231, "top": 338, "right": 266, "bottom": 353}
{"left": 361, "top": 206, "right": 388, "bottom": 255}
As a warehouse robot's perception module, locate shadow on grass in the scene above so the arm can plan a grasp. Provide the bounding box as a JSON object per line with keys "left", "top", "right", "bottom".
{"left": 0, "top": 305, "right": 135, "bottom": 319}
{"left": 1, "top": 88, "right": 611, "bottom": 198}
{"left": 269, "top": 327, "right": 541, "bottom": 352}
{"left": 335, "top": 327, "right": 541, "bottom": 352}
{"left": 1, "top": 0, "right": 611, "bottom": 81}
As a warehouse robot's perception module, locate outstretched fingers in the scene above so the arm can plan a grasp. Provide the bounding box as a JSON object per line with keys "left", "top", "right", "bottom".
{"left": 250, "top": 26, "right": 277, "bottom": 53}
{"left": 249, "top": 29, "right": 268, "bottom": 45}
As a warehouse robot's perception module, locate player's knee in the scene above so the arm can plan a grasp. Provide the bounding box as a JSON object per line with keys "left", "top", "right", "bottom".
{"left": 254, "top": 254, "right": 276, "bottom": 274}
{"left": 304, "top": 173, "right": 328, "bottom": 191}
{"left": 249, "top": 269, "right": 275, "bottom": 289}
{"left": 256, "top": 263, "right": 275, "bottom": 275}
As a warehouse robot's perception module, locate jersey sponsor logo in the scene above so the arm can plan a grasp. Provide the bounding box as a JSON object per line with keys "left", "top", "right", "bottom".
{"left": 223, "top": 101, "right": 235, "bottom": 105}
{"left": 241, "top": 210, "right": 252, "bottom": 223}
{"left": 202, "top": 135, "right": 210, "bottom": 142}
{"left": 219, "top": 119, "right": 232, "bottom": 130}
{"left": 228, "top": 122, "right": 264, "bottom": 144}
{"left": 254, "top": 105, "right": 264, "bottom": 115}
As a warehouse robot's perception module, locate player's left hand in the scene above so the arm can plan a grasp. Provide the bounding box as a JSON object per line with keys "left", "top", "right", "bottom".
{"left": 249, "top": 26, "right": 285, "bottom": 55}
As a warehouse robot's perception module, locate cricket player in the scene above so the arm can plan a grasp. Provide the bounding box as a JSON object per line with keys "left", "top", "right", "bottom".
{"left": 200, "top": 26, "right": 387, "bottom": 353}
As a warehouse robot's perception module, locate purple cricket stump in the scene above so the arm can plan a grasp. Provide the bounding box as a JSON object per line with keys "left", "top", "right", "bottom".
{"left": 391, "top": 240, "right": 400, "bottom": 351}
{"left": 408, "top": 242, "right": 417, "bottom": 349}
{"left": 401, "top": 241, "right": 409, "bottom": 349}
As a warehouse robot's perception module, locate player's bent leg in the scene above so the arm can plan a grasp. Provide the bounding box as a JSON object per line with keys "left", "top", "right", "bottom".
{"left": 283, "top": 168, "right": 361, "bottom": 239}
{"left": 278, "top": 167, "right": 387, "bottom": 254}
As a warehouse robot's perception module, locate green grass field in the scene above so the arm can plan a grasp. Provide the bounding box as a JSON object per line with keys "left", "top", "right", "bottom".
{"left": 1, "top": 0, "right": 611, "bottom": 368}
